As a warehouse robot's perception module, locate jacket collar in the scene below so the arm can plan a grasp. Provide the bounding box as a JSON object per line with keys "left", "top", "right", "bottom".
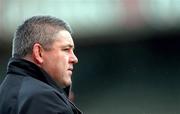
{"left": 7, "top": 57, "right": 70, "bottom": 96}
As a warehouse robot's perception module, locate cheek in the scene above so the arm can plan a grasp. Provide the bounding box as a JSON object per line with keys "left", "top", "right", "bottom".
{"left": 58, "top": 55, "right": 69, "bottom": 63}
{"left": 45, "top": 53, "right": 69, "bottom": 71}
{"left": 43, "top": 53, "right": 59, "bottom": 69}
{"left": 53, "top": 56, "right": 67, "bottom": 69}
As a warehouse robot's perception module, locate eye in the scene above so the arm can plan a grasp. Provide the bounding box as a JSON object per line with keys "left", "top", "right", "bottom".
{"left": 63, "top": 48, "right": 69, "bottom": 51}
{"left": 62, "top": 47, "right": 72, "bottom": 52}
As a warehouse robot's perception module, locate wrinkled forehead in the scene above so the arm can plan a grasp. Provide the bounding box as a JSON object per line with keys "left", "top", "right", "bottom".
{"left": 53, "top": 30, "right": 75, "bottom": 47}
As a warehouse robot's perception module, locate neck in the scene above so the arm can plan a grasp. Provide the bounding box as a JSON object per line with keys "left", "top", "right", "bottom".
{"left": 23, "top": 54, "right": 41, "bottom": 68}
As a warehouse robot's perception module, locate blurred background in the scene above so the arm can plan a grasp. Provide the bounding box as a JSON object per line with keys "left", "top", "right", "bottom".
{"left": 1, "top": 0, "right": 180, "bottom": 114}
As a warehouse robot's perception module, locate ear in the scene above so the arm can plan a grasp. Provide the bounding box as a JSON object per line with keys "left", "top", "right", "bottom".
{"left": 32, "top": 43, "right": 44, "bottom": 64}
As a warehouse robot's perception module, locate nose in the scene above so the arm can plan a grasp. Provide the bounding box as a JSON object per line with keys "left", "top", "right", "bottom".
{"left": 70, "top": 51, "right": 78, "bottom": 64}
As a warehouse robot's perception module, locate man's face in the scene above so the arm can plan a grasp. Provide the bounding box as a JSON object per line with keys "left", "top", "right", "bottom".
{"left": 41, "top": 30, "right": 78, "bottom": 88}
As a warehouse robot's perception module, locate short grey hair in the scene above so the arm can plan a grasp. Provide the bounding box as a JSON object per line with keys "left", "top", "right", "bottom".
{"left": 12, "top": 15, "right": 72, "bottom": 57}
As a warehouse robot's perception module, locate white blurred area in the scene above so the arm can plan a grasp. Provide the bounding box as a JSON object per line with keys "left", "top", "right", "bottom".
{"left": 0, "top": 0, "right": 180, "bottom": 41}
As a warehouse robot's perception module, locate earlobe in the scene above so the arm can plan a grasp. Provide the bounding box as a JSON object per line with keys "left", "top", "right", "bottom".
{"left": 32, "top": 43, "right": 44, "bottom": 64}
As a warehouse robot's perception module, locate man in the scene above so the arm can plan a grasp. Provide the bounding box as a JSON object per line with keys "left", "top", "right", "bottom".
{"left": 0, "top": 16, "right": 82, "bottom": 114}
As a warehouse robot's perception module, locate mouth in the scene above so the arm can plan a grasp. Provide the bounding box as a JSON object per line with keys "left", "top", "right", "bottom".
{"left": 68, "top": 65, "right": 73, "bottom": 70}
{"left": 67, "top": 65, "right": 74, "bottom": 75}
{"left": 68, "top": 67, "right": 73, "bottom": 73}
{"left": 68, "top": 68, "right": 73, "bottom": 71}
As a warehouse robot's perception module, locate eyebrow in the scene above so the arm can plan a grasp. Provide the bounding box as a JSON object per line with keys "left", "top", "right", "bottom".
{"left": 62, "top": 44, "right": 75, "bottom": 49}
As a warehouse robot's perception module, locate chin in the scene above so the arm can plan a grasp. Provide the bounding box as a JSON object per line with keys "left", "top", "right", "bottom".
{"left": 67, "top": 81, "right": 72, "bottom": 86}
{"left": 64, "top": 80, "right": 72, "bottom": 87}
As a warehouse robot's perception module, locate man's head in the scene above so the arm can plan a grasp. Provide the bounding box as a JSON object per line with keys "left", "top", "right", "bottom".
{"left": 12, "top": 16, "right": 78, "bottom": 88}
{"left": 12, "top": 16, "right": 72, "bottom": 57}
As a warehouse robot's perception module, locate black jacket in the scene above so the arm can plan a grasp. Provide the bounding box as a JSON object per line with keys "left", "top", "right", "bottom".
{"left": 0, "top": 58, "right": 82, "bottom": 114}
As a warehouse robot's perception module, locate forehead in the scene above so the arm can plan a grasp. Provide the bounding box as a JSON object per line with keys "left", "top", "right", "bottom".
{"left": 53, "top": 30, "right": 74, "bottom": 46}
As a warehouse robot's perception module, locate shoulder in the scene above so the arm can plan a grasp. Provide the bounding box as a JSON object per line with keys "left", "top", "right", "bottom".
{"left": 19, "top": 76, "right": 65, "bottom": 100}
{"left": 17, "top": 77, "right": 73, "bottom": 114}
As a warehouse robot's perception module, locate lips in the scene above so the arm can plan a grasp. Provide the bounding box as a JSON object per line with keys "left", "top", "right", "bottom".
{"left": 67, "top": 69, "right": 73, "bottom": 75}
{"left": 68, "top": 68, "right": 73, "bottom": 71}
{"left": 68, "top": 67, "right": 73, "bottom": 72}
